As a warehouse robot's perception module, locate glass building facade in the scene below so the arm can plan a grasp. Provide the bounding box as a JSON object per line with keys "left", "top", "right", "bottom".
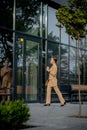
{"left": 0, "top": 0, "right": 87, "bottom": 102}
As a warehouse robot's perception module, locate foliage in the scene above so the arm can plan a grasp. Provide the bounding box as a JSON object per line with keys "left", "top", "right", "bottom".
{"left": 56, "top": 0, "right": 87, "bottom": 40}
{"left": 69, "top": 0, "right": 87, "bottom": 14}
{"left": 0, "top": 0, "right": 46, "bottom": 31}
{"left": 0, "top": 100, "right": 30, "bottom": 130}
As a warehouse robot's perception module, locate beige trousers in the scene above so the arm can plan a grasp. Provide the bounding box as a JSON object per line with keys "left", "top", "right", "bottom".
{"left": 46, "top": 86, "right": 65, "bottom": 105}
{"left": 2, "top": 82, "right": 12, "bottom": 102}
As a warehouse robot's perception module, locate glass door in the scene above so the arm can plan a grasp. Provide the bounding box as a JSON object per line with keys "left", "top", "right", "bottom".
{"left": 25, "top": 40, "right": 39, "bottom": 102}
{"left": 15, "top": 35, "right": 40, "bottom": 102}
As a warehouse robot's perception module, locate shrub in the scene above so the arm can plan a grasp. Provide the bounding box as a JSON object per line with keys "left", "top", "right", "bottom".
{"left": 0, "top": 100, "right": 30, "bottom": 130}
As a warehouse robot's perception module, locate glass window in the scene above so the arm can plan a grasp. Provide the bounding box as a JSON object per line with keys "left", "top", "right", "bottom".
{"left": 27, "top": 9, "right": 40, "bottom": 36}
{"left": 69, "top": 47, "right": 77, "bottom": 84}
{"left": 70, "top": 38, "right": 76, "bottom": 47}
{"left": 60, "top": 45, "right": 69, "bottom": 84}
{"left": 43, "top": 5, "right": 47, "bottom": 37}
{"left": 48, "top": 7, "right": 59, "bottom": 42}
{"left": 16, "top": 1, "right": 40, "bottom": 36}
{"left": 61, "top": 27, "right": 68, "bottom": 45}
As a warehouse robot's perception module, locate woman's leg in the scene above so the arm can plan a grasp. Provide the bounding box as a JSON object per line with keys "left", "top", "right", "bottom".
{"left": 1, "top": 81, "right": 7, "bottom": 103}
{"left": 7, "top": 82, "right": 12, "bottom": 101}
{"left": 2, "top": 89, "right": 6, "bottom": 102}
{"left": 53, "top": 86, "right": 65, "bottom": 105}
{"left": 46, "top": 86, "right": 52, "bottom": 104}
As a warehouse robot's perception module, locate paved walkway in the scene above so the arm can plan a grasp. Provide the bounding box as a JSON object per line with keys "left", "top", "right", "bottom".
{"left": 23, "top": 103, "right": 87, "bottom": 130}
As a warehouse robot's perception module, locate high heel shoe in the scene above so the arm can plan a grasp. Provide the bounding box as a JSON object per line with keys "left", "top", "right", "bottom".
{"left": 60, "top": 104, "right": 64, "bottom": 107}
{"left": 44, "top": 104, "right": 50, "bottom": 106}
{"left": 60, "top": 101, "right": 66, "bottom": 107}
{"left": 64, "top": 101, "right": 66, "bottom": 105}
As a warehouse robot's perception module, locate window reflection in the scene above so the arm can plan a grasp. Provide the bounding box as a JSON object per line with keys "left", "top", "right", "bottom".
{"left": 70, "top": 38, "right": 76, "bottom": 47}
{"left": 48, "top": 7, "right": 59, "bottom": 42}
{"left": 60, "top": 45, "right": 69, "bottom": 84}
{"left": 16, "top": 1, "right": 40, "bottom": 36}
{"left": 69, "top": 47, "right": 77, "bottom": 84}
{"left": 61, "top": 27, "right": 68, "bottom": 44}
{"left": 27, "top": 10, "right": 40, "bottom": 36}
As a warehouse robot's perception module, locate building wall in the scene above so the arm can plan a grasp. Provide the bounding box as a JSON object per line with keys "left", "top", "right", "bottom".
{"left": 0, "top": 1, "right": 87, "bottom": 102}
{"left": 14, "top": 1, "right": 87, "bottom": 103}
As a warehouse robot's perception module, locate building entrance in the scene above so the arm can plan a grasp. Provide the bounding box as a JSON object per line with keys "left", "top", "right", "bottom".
{"left": 14, "top": 33, "right": 61, "bottom": 103}
{"left": 14, "top": 34, "right": 42, "bottom": 102}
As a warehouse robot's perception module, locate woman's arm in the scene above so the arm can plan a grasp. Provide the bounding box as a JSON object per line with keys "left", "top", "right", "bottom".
{"left": 49, "top": 66, "right": 57, "bottom": 77}
{"left": 1, "top": 68, "right": 8, "bottom": 78}
{"left": 46, "top": 66, "right": 50, "bottom": 72}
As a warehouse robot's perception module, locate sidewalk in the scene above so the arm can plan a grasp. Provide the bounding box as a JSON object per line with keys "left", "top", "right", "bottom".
{"left": 24, "top": 103, "right": 87, "bottom": 130}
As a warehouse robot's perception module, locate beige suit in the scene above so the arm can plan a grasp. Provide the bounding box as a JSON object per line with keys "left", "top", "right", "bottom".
{"left": 1, "top": 67, "right": 12, "bottom": 101}
{"left": 46, "top": 64, "right": 65, "bottom": 105}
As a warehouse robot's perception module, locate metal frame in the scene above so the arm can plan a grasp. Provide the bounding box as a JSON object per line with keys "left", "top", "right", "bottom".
{"left": 12, "top": 0, "right": 16, "bottom": 101}
{"left": 58, "top": 25, "right": 61, "bottom": 85}
{"left": 22, "top": 38, "right": 26, "bottom": 100}
{"left": 45, "top": 4, "right": 48, "bottom": 88}
{"left": 68, "top": 35, "right": 70, "bottom": 84}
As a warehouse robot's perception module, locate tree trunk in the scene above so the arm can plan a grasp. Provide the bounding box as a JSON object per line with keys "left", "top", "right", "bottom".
{"left": 77, "top": 36, "right": 82, "bottom": 117}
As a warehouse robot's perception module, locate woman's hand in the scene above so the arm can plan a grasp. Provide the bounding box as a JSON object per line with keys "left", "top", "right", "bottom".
{"left": 46, "top": 66, "right": 50, "bottom": 72}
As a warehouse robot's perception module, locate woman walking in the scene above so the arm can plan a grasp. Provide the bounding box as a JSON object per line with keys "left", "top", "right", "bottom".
{"left": 44, "top": 57, "right": 66, "bottom": 106}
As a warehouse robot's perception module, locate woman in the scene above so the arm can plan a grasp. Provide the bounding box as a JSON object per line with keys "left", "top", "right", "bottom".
{"left": 1, "top": 58, "right": 12, "bottom": 102}
{"left": 44, "top": 57, "right": 66, "bottom": 106}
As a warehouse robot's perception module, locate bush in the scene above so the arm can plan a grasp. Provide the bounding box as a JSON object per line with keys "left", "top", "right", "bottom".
{"left": 0, "top": 100, "right": 30, "bottom": 130}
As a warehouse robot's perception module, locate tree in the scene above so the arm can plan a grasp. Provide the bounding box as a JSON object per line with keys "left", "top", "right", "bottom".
{"left": 16, "top": 0, "right": 42, "bottom": 31}
{"left": 56, "top": 0, "right": 87, "bottom": 116}
{"left": 0, "top": 0, "right": 46, "bottom": 30}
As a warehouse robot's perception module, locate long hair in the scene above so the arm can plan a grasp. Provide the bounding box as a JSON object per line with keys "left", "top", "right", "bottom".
{"left": 53, "top": 58, "right": 57, "bottom": 64}
{"left": 53, "top": 57, "right": 58, "bottom": 68}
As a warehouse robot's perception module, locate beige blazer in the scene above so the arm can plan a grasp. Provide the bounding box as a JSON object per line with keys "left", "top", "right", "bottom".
{"left": 46, "top": 64, "right": 57, "bottom": 87}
